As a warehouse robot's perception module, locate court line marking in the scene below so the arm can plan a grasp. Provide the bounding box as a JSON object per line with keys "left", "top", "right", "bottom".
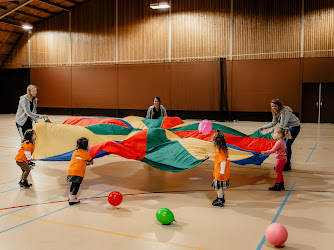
{"left": 305, "top": 126, "right": 327, "bottom": 164}
{"left": 256, "top": 180, "right": 297, "bottom": 250}
{"left": 0, "top": 175, "right": 61, "bottom": 195}
{"left": 2, "top": 186, "right": 333, "bottom": 212}
{"left": 0, "top": 168, "right": 140, "bottom": 219}
{"left": 7, "top": 213, "right": 206, "bottom": 250}
{"left": 0, "top": 189, "right": 214, "bottom": 211}
{"left": 0, "top": 170, "right": 159, "bottom": 234}
{"left": 306, "top": 142, "right": 318, "bottom": 164}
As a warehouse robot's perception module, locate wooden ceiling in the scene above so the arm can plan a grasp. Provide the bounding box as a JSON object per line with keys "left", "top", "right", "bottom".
{"left": 0, "top": 0, "right": 87, "bottom": 68}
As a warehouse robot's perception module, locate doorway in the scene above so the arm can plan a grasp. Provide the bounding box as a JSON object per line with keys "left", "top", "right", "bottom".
{"left": 302, "top": 83, "right": 334, "bottom": 123}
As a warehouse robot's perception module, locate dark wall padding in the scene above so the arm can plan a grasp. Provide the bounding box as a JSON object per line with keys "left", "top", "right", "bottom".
{"left": 0, "top": 68, "right": 30, "bottom": 114}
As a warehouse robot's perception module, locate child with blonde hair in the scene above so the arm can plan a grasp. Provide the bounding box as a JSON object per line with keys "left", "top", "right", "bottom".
{"left": 207, "top": 130, "right": 230, "bottom": 207}
{"left": 15, "top": 129, "right": 36, "bottom": 188}
{"left": 261, "top": 127, "right": 292, "bottom": 191}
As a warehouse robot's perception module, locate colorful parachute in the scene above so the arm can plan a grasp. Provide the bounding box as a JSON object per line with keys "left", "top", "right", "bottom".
{"left": 34, "top": 116, "right": 275, "bottom": 172}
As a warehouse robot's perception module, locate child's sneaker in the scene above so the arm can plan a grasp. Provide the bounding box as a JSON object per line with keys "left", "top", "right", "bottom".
{"left": 18, "top": 180, "right": 24, "bottom": 187}
{"left": 69, "top": 195, "right": 80, "bottom": 205}
{"left": 22, "top": 180, "right": 32, "bottom": 188}
{"left": 212, "top": 198, "right": 224, "bottom": 207}
{"left": 269, "top": 183, "right": 281, "bottom": 191}
{"left": 211, "top": 197, "right": 219, "bottom": 205}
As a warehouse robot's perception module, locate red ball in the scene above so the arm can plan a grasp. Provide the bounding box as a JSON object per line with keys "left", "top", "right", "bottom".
{"left": 265, "top": 223, "right": 288, "bottom": 246}
{"left": 108, "top": 191, "right": 123, "bottom": 206}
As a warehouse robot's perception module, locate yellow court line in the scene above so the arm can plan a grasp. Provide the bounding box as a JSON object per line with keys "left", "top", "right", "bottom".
{"left": 9, "top": 213, "right": 207, "bottom": 250}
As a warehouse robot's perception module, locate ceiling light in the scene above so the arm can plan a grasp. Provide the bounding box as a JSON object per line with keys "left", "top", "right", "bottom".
{"left": 22, "top": 23, "right": 33, "bottom": 30}
{"left": 150, "top": 2, "right": 170, "bottom": 9}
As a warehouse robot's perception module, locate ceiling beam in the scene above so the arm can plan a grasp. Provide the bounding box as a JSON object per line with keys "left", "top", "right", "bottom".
{"left": 65, "top": 0, "right": 80, "bottom": 4}
{"left": 35, "top": 0, "right": 70, "bottom": 11}
{"left": 25, "top": 4, "right": 56, "bottom": 15}
{"left": 0, "top": 19, "right": 22, "bottom": 28}
{"left": 0, "top": 41, "right": 16, "bottom": 46}
{"left": 0, "top": 0, "right": 34, "bottom": 20}
{"left": 0, "top": 28, "right": 22, "bottom": 35}
{"left": 3, "top": 15, "right": 24, "bottom": 23}
{"left": 15, "top": 10, "right": 45, "bottom": 20}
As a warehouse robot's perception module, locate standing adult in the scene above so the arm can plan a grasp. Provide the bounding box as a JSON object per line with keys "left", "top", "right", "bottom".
{"left": 145, "top": 96, "right": 168, "bottom": 119}
{"left": 259, "top": 99, "right": 301, "bottom": 171}
{"left": 16, "top": 84, "right": 47, "bottom": 140}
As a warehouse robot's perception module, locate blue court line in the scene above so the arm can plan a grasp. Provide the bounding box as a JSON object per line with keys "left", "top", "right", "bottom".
{"left": 306, "top": 142, "right": 318, "bottom": 164}
{"left": 0, "top": 168, "right": 138, "bottom": 219}
{"left": 0, "top": 172, "right": 44, "bottom": 186}
{"left": 0, "top": 175, "right": 61, "bottom": 195}
{"left": 0, "top": 163, "right": 103, "bottom": 194}
{"left": 305, "top": 126, "right": 326, "bottom": 164}
{"left": 321, "top": 127, "right": 327, "bottom": 134}
{"left": 0, "top": 170, "right": 158, "bottom": 234}
{"left": 0, "top": 162, "right": 112, "bottom": 195}
{"left": 256, "top": 180, "right": 297, "bottom": 250}
{"left": 0, "top": 179, "right": 20, "bottom": 186}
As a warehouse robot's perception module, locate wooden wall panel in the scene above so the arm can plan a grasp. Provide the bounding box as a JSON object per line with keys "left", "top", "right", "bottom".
{"left": 3, "top": 0, "right": 334, "bottom": 68}
{"left": 231, "top": 59, "right": 301, "bottom": 112}
{"left": 171, "top": 0, "right": 230, "bottom": 60}
{"left": 233, "top": 0, "right": 301, "bottom": 60}
{"left": 30, "top": 67, "right": 71, "bottom": 107}
{"left": 303, "top": 0, "right": 334, "bottom": 58}
{"left": 118, "top": 0, "right": 169, "bottom": 62}
{"left": 30, "top": 13, "right": 70, "bottom": 66}
{"left": 71, "top": 66, "right": 117, "bottom": 109}
{"left": 117, "top": 63, "right": 170, "bottom": 109}
{"left": 71, "top": 0, "right": 116, "bottom": 64}
{"left": 170, "top": 61, "right": 220, "bottom": 111}
{"left": 3, "top": 33, "right": 29, "bottom": 69}
{"left": 303, "top": 58, "right": 334, "bottom": 82}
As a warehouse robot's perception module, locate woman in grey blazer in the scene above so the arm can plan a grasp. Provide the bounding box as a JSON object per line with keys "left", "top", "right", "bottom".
{"left": 146, "top": 96, "right": 167, "bottom": 119}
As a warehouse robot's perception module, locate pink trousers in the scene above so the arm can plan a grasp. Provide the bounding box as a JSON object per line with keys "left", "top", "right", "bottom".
{"left": 276, "top": 158, "right": 287, "bottom": 183}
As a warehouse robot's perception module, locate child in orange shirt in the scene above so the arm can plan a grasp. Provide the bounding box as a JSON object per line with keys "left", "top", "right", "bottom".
{"left": 15, "top": 129, "right": 36, "bottom": 188}
{"left": 207, "top": 130, "right": 230, "bottom": 207}
{"left": 67, "top": 137, "right": 93, "bottom": 205}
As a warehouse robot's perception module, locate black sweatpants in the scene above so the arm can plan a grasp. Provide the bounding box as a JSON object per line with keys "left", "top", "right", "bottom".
{"left": 16, "top": 118, "right": 33, "bottom": 140}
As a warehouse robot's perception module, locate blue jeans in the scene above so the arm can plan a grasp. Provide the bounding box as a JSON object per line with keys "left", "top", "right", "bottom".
{"left": 285, "top": 125, "right": 301, "bottom": 168}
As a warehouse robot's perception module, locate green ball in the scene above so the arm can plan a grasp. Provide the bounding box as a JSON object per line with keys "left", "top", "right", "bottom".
{"left": 156, "top": 208, "right": 174, "bottom": 225}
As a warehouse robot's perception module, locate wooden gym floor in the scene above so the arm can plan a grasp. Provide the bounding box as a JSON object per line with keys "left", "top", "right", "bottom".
{"left": 0, "top": 114, "right": 333, "bottom": 250}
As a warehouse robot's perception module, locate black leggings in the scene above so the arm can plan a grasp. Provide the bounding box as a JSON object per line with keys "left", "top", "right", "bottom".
{"left": 16, "top": 118, "right": 33, "bottom": 140}
{"left": 70, "top": 183, "right": 81, "bottom": 195}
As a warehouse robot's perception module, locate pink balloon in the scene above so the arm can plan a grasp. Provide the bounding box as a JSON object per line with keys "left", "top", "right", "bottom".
{"left": 198, "top": 120, "right": 212, "bottom": 135}
{"left": 265, "top": 223, "right": 288, "bottom": 246}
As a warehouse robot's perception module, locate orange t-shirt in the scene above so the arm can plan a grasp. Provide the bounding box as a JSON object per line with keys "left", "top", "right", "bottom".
{"left": 67, "top": 149, "right": 92, "bottom": 178}
{"left": 15, "top": 142, "right": 35, "bottom": 163}
{"left": 213, "top": 149, "right": 230, "bottom": 181}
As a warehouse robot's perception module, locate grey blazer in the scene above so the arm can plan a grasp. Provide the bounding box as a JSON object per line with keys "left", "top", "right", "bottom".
{"left": 145, "top": 105, "right": 168, "bottom": 119}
